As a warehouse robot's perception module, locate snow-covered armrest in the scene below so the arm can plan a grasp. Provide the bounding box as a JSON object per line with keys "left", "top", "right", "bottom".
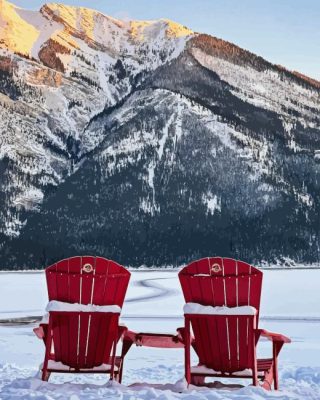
{"left": 257, "top": 329, "right": 291, "bottom": 343}
{"left": 33, "top": 312, "right": 50, "bottom": 340}
{"left": 33, "top": 321, "right": 49, "bottom": 340}
{"left": 33, "top": 325, "right": 45, "bottom": 339}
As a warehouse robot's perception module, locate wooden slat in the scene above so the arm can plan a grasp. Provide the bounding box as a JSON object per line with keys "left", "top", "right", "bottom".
{"left": 46, "top": 263, "right": 58, "bottom": 300}
{"left": 68, "top": 314, "right": 79, "bottom": 368}
{"left": 190, "top": 318, "right": 207, "bottom": 366}
{"left": 216, "top": 316, "right": 230, "bottom": 372}
{"left": 92, "top": 275, "right": 106, "bottom": 304}
{"left": 85, "top": 313, "right": 103, "bottom": 367}
{"left": 78, "top": 313, "right": 90, "bottom": 367}
{"left": 68, "top": 261, "right": 81, "bottom": 304}
{"left": 103, "top": 276, "right": 118, "bottom": 304}
{"left": 207, "top": 317, "right": 222, "bottom": 370}
{"left": 250, "top": 274, "right": 263, "bottom": 313}
{"left": 95, "top": 314, "right": 112, "bottom": 366}
{"left": 224, "top": 259, "right": 237, "bottom": 307}
{"left": 227, "top": 316, "right": 239, "bottom": 371}
{"left": 247, "top": 318, "right": 255, "bottom": 369}
{"left": 205, "top": 317, "right": 221, "bottom": 371}
{"left": 238, "top": 316, "right": 249, "bottom": 370}
{"left": 212, "top": 277, "right": 225, "bottom": 307}
{"left": 102, "top": 315, "right": 118, "bottom": 364}
{"left": 58, "top": 314, "right": 70, "bottom": 366}
{"left": 52, "top": 315, "right": 62, "bottom": 362}
{"left": 56, "top": 262, "right": 70, "bottom": 303}
{"left": 238, "top": 275, "right": 250, "bottom": 306}
{"left": 80, "top": 256, "right": 95, "bottom": 305}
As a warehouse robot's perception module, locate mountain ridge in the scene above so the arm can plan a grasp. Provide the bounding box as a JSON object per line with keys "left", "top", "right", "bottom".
{"left": 0, "top": 1, "right": 320, "bottom": 269}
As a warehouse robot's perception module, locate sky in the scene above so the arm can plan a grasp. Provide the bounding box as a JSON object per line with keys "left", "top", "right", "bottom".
{"left": 12, "top": 0, "right": 320, "bottom": 80}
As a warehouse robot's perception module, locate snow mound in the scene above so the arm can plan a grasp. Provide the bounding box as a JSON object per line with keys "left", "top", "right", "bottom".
{"left": 46, "top": 300, "right": 121, "bottom": 313}
{"left": 184, "top": 303, "right": 257, "bottom": 316}
{"left": 1, "top": 364, "right": 320, "bottom": 399}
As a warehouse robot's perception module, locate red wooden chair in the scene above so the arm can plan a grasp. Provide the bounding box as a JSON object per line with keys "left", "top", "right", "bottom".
{"left": 34, "top": 256, "right": 130, "bottom": 382}
{"left": 179, "top": 257, "right": 290, "bottom": 390}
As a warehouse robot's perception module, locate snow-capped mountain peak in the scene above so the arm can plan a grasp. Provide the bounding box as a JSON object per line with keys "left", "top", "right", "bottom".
{"left": 0, "top": 0, "right": 193, "bottom": 61}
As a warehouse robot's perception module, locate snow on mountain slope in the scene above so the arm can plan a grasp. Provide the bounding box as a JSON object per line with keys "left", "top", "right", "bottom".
{"left": 0, "top": 0, "right": 193, "bottom": 240}
{"left": 189, "top": 35, "right": 320, "bottom": 153}
{"left": 192, "top": 48, "right": 320, "bottom": 131}
{"left": 0, "top": 0, "right": 39, "bottom": 56}
{"left": 1, "top": 1, "right": 320, "bottom": 268}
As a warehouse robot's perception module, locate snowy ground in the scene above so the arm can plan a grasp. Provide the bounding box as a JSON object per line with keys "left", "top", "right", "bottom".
{"left": 0, "top": 269, "right": 320, "bottom": 399}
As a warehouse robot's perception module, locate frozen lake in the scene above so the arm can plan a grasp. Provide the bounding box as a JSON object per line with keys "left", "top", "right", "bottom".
{"left": 1, "top": 268, "right": 320, "bottom": 320}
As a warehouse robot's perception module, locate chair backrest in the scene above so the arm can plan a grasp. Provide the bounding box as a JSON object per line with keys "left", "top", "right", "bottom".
{"left": 45, "top": 256, "right": 130, "bottom": 369}
{"left": 50, "top": 311, "right": 120, "bottom": 369}
{"left": 179, "top": 257, "right": 263, "bottom": 318}
{"left": 46, "top": 255, "right": 130, "bottom": 307}
{"left": 179, "top": 257, "right": 263, "bottom": 373}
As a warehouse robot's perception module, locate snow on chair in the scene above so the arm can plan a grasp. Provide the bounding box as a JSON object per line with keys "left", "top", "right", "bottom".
{"left": 178, "top": 257, "right": 290, "bottom": 390}
{"left": 34, "top": 256, "right": 130, "bottom": 382}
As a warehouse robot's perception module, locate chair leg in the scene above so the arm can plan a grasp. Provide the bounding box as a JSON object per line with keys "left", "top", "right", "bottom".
{"left": 252, "top": 333, "right": 258, "bottom": 386}
{"left": 117, "top": 332, "right": 133, "bottom": 384}
{"left": 41, "top": 370, "right": 51, "bottom": 382}
{"left": 273, "top": 342, "right": 280, "bottom": 390}
{"left": 42, "top": 319, "right": 53, "bottom": 382}
{"left": 110, "top": 338, "right": 117, "bottom": 381}
{"left": 118, "top": 359, "right": 124, "bottom": 384}
{"left": 191, "top": 375, "right": 205, "bottom": 385}
{"left": 252, "top": 369, "right": 258, "bottom": 386}
{"left": 261, "top": 369, "right": 273, "bottom": 391}
{"left": 184, "top": 317, "right": 191, "bottom": 385}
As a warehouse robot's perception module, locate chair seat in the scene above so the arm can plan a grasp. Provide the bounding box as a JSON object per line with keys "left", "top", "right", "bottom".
{"left": 42, "top": 359, "right": 120, "bottom": 373}
{"left": 191, "top": 358, "right": 274, "bottom": 378}
{"left": 257, "top": 358, "right": 273, "bottom": 372}
{"left": 191, "top": 366, "right": 263, "bottom": 378}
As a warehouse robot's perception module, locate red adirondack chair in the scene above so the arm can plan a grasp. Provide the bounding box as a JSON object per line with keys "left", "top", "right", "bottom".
{"left": 34, "top": 256, "right": 130, "bottom": 382}
{"left": 179, "top": 257, "right": 290, "bottom": 390}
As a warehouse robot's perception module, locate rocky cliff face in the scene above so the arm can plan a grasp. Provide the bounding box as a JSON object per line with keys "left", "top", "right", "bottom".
{"left": 0, "top": 1, "right": 320, "bottom": 269}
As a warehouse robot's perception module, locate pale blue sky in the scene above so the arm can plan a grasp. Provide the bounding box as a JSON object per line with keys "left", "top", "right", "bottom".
{"left": 13, "top": 0, "right": 320, "bottom": 80}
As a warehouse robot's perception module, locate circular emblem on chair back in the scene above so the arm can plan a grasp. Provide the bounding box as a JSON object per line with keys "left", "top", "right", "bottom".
{"left": 211, "top": 263, "right": 222, "bottom": 273}
{"left": 82, "top": 263, "right": 93, "bottom": 273}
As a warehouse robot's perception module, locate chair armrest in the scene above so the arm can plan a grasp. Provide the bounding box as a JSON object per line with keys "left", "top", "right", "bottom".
{"left": 176, "top": 327, "right": 195, "bottom": 344}
{"left": 118, "top": 324, "right": 128, "bottom": 340}
{"left": 176, "top": 327, "right": 184, "bottom": 336}
{"left": 256, "top": 328, "right": 291, "bottom": 343}
{"left": 33, "top": 323, "right": 48, "bottom": 339}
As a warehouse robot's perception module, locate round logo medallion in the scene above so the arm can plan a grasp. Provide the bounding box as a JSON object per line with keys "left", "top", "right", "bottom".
{"left": 82, "top": 263, "right": 93, "bottom": 273}
{"left": 211, "top": 263, "right": 222, "bottom": 273}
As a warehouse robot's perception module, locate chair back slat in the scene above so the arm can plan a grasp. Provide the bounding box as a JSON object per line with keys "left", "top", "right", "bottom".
{"left": 45, "top": 256, "right": 130, "bottom": 369}
{"left": 181, "top": 257, "right": 262, "bottom": 373}
{"left": 68, "top": 314, "right": 79, "bottom": 366}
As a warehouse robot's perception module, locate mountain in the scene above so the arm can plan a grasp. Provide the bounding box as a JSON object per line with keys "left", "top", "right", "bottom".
{"left": 0, "top": 0, "right": 320, "bottom": 269}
